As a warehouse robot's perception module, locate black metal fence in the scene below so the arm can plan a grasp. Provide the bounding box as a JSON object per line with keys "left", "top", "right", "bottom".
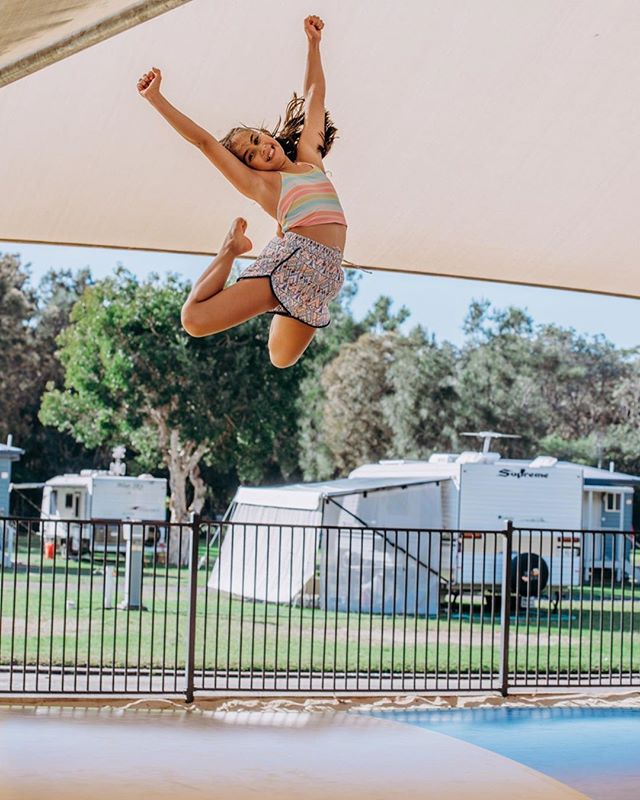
{"left": 0, "top": 516, "right": 638, "bottom": 700}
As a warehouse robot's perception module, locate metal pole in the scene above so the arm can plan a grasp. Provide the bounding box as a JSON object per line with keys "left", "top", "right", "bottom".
{"left": 185, "top": 514, "right": 200, "bottom": 704}
{"left": 499, "top": 520, "right": 513, "bottom": 697}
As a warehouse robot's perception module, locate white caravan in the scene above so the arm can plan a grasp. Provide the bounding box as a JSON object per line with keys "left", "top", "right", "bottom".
{"left": 41, "top": 471, "right": 167, "bottom": 554}
{"left": 350, "top": 451, "right": 638, "bottom": 596}
{"left": 211, "top": 477, "right": 443, "bottom": 615}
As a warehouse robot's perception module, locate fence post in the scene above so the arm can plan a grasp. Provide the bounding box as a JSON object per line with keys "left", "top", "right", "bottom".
{"left": 499, "top": 520, "right": 513, "bottom": 697}
{"left": 185, "top": 513, "right": 200, "bottom": 704}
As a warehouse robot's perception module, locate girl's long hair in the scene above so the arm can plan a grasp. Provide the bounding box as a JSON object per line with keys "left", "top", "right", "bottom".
{"left": 221, "top": 93, "right": 338, "bottom": 161}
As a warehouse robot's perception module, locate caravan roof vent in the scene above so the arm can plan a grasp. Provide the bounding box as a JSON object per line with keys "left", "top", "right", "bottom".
{"left": 456, "top": 451, "right": 501, "bottom": 464}
{"left": 428, "top": 453, "right": 458, "bottom": 464}
{"left": 529, "top": 456, "right": 558, "bottom": 468}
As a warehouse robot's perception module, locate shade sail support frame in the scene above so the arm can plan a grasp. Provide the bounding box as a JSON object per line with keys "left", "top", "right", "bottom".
{"left": 0, "top": 0, "right": 193, "bottom": 88}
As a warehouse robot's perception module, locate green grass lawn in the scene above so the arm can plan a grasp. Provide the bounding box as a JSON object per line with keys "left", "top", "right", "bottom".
{"left": 1, "top": 540, "right": 639, "bottom": 676}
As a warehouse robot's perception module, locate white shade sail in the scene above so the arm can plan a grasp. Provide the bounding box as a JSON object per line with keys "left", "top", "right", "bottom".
{"left": 1, "top": 1, "right": 639, "bottom": 297}
{"left": 0, "top": 1, "right": 192, "bottom": 85}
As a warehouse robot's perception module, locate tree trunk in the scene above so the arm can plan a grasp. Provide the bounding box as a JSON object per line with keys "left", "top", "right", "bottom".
{"left": 150, "top": 409, "right": 208, "bottom": 567}
{"left": 188, "top": 462, "right": 208, "bottom": 515}
{"left": 167, "top": 441, "right": 190, "bottom": 566}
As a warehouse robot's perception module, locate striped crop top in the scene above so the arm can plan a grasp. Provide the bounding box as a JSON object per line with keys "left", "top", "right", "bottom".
{"left": 277, "top": 164, "right": 347, "bottom": 233}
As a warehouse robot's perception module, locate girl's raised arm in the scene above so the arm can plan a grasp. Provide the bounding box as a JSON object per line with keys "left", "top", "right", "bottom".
{"left": 137, "top": 68, "right": 265, "bottom": 202}
{"left": 296, "top": 16, "right": 327, "bottom": 168}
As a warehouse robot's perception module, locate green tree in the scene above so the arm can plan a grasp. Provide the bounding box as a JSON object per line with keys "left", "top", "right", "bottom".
{"left": 531, "top": 326, "right": 632, "bottom": 442}
{"left": 297, "top": 271, "right": 365, "bottom": 480}
{"left": 455, "top": 300, "right": 544, "bottom": 455}
{"left": 536, "top": 433, "right": 601, "bottom": 465}
{"left": 599, "top": 359, "right": 640, "bottom": 473}
{"left": 362, "top": 295, "right": 410, "bottom": 334}
{"left": 320, "top": 333, "right": 395, "bottom": 474}
{"left": 14, "top": 268, "right": 98, "bottom": 489}
{"left": 40, "top": 269, "right": 304, "bottom": 562}
{"left": 456, "top": 305, "right": 635, "bottom": 467}
{"left": 297, "top": 284, "right": 411, "bottom": 480}
{"left": 0, "top": 257, "right": 99, "bottom": 505}
{"left": 0, "top": 254, "right": 38, "bottom": 443}
{"left": 383, "top": 326, "right": 458, "bottom": 458}
{"left": 302, "top": 295, "right": 640, "bottom": 482}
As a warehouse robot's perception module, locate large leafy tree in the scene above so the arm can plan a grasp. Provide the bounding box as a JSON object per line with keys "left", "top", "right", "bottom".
{"left": 450, "top": 304, "right": 637, "bottom": 467}
{"left": 532, "top": 326, "right": 632, "bottom": 447}
{"left": 299, "top": 294, "right": 640, "bottom": 479}
{"left": 0, "top": 254, "right": 39, "bottom": 444}
{"left": 382, "top": 326, "right": 458, "bottom": 458}
{"left": 297, "top": 287, "right": 410, "bottom": 479}
{"left": 362, "top": 295, "right": 410, "bottom": 334}
{"left": 0, "top": 257, "right": 98, "bottom": 502}
{"left": 297, "top": 272, "right": 365, "bottom": 480}
{"left": 454, "top": 301, "right": 546, "bottom": 455}
{"left": 19, "top": 269, "right": 98, "bottom": 486}
{"left": 320, "top": 332, "right": 396, "bottom": 474}
{"left": 40, "top": 269, "right": 304, "bottom": 562}
{"left": 592, "top": 359, "right": 640, "bottom": 474}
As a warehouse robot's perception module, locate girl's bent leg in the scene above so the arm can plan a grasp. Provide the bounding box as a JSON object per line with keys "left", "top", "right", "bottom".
{"left": 181, "top": 277, "right": 278, "bottom": 337}
{"left": 187, "top": 218, "right": 253, "bottom": 304}
{"left": 268, "top": 315, "right": 317, "bottom": 368}
{"left": 181, "top": 218, "right": 278, "bottom": 337}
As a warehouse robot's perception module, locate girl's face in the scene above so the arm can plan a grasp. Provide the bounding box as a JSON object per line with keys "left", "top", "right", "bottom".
{"left": 232, "top": 130, "right": 288, "bottom": 171}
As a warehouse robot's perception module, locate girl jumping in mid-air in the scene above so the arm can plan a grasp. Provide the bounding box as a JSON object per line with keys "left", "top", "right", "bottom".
{"left": 137, "top": 14, "right": 347, "bottom": 368}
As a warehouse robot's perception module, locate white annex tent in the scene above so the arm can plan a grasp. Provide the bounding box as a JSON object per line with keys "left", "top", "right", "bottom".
{"left": 1, "top": 1, "right": 640, "bottom": 297}
{"left": 209, "top": 478, "right": 443, "bottom": 614}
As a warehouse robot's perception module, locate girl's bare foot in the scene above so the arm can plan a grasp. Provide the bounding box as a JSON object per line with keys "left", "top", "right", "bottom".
{"left": 223, "top": 217, "right": 252, "bottom": 256}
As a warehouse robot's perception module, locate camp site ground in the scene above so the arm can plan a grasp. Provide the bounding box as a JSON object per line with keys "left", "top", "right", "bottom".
{"left": 1, "top": 448, "right": 638, "bottom": 697}
{"left": 0, "top": 515, "right": 638, "bottom": 697}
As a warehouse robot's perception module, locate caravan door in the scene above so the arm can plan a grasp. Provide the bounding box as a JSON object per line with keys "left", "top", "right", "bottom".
{"left": 62, "top": 489, "right": 83, "bottom": 519}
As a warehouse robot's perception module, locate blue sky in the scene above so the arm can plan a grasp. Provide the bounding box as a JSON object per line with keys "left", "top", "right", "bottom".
{"left": 4, "top": 240, "right": 640, "bottom": 349}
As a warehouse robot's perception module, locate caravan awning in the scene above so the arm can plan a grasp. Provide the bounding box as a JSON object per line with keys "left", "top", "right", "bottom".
{"left": 1, "top": 2, "right": 640, "bottom": 297}
{"left": 235, "top": 477, "right": 442, "bottom": 512}
{"left": 579, "top": 466, "right": 640, "bottom": 486}
{"left": 0, "top": 445, "right": 24, "bottom": 461}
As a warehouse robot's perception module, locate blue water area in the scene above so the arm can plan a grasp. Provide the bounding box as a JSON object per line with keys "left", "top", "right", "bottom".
{"left": 372, "top": 707, "right": 640, "bottom": 799}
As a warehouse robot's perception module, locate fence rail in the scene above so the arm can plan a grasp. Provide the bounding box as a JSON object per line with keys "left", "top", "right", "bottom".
{"left": 1, "top": 516, "right": 638, "bottom": 700}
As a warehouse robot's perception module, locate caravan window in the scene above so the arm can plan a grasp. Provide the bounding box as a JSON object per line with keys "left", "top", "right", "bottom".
{"left": 65, "top": 493, "right": 74, "bottom": 509}
{"left": 49, "top": 490, "right": 58, "bottom": 514}
{"left": 605, "top": 493, "right": 621, "bottom": 512}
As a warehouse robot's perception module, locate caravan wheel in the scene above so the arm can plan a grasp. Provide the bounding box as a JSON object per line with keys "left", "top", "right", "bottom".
{"left": 511, "top": 553, "right": 549, "bottom": 598}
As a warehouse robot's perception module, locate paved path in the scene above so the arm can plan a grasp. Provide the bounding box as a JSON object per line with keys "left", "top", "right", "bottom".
{"left": 1, "top": 666, "right": 638, "bottom": 695}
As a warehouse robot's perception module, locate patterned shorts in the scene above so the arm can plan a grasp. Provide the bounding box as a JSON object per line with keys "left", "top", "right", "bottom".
{"left": 237, "top": 232, "right": 344, "bottom": 328}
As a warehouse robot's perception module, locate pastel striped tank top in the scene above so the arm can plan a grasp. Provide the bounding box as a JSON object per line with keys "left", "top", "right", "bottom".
{"left": 277, "top": 163, "right": 347, "bottom": 233}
